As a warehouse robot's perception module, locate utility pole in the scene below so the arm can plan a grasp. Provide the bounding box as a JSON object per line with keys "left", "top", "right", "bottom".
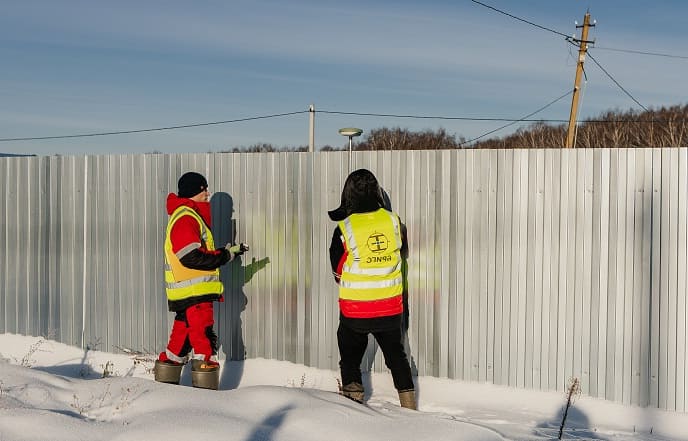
{"left": 308, "top": 104, "right": 315, "bottom": 152}
{"left": 565, "top": 12, "right": 594, "bottom": 148}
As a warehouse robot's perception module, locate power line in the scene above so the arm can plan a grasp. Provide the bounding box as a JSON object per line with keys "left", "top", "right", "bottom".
{"left": 469, "top": 0, "right": 571, "bottom": 39}
{"left": 471, "top": 1, "right": 688, "bottom": 63}
{"left": 318, "top": 110, "right": 675, "bottom": 124}
{"left": 593, "top": 46, "right": 688, "bottom": 60}
{"left": 318, "top": 109, "right": 566, "bottom": 123}
{"left": 586, "top": 50, "right": 649, "bottom": 112}
{"left": 2, "top": 108, "right": 683, "bottom": 144}
{"left": 459, "top": 89, "right": 573, "bottom": 146}
{"left": 0, "top": 111, "right": 309, "bottom": 142}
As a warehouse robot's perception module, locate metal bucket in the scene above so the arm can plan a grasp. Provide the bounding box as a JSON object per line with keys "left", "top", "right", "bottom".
{"left": 153, "top": 360, "right": 183, "bottom": 384}
{"left": 191, "top": 368, "right": 219, "bottom": 390}
{"left": 191, "top": 359, "right": 220, "bottom": 390}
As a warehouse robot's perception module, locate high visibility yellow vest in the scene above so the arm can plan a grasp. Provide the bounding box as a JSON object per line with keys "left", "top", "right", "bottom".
{"left": 337, "top": 208, "right": 403, "bottom": 318}
{"left": 164, "top": 206, "right": 223, "bottom": 302}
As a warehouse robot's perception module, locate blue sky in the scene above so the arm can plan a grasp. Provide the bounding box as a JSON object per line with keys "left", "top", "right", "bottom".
{"left": 1, "top": 0, "right": 686, "bottom": 155}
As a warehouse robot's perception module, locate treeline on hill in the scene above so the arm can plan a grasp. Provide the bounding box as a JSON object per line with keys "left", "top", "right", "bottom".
{"left": 221, "top": 143, "right": 309, "bottom": 153}
{"left": 218, "top": 104, "right": 687, "bottom": 152}
{"left": 475, "top": 105, "right": 688, "bottom": 149}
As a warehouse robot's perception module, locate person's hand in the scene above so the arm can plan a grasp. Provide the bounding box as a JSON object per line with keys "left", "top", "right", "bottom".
{"left": 226, "top": 243, "right": 249, "bottom": 258}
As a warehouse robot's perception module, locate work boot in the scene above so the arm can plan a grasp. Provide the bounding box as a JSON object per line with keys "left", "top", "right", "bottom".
{"left": 398, "top": 389, "right": 417, "bottom": 410}
{"left": 154, "top": 359, "right": 183, "bottom": 384}
{"left": 340, "top": 382, "right": 365, "bottom": 403}
{"left": 191, "top": 359, "right": 220, "bottom": 390}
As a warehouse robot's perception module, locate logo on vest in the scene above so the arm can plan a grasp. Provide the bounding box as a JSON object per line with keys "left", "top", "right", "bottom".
{"left": 367, "top": 232, "right": 389, "bottom": 253}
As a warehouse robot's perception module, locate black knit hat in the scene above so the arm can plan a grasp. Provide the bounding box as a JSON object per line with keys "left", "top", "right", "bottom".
{"left": 177, "top": 172, "right": 208, "bottom": 198}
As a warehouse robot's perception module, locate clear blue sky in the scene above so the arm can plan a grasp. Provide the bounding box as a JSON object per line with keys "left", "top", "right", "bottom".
{"left": 1, "top": 0, "right": 686, "bottom": 155}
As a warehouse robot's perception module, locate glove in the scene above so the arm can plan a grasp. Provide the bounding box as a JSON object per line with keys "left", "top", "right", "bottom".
{"left": 226, "top": 243, "right": 249, "bottom": 258}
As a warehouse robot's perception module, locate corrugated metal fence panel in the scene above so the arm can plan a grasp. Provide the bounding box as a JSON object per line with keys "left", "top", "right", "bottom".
{"left": 1, "top": 149, "right": 687, "bottom": 412}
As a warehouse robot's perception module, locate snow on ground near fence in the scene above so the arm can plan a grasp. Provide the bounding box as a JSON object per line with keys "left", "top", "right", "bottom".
{"left": 0, "top": 333, "right": 686, "bottom": 441}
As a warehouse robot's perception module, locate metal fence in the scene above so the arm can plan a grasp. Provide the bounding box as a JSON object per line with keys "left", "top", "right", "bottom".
{"left": 1, "top": 149, "right": 686, "bottom": 412}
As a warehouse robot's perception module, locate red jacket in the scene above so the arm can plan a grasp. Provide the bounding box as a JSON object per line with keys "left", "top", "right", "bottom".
{"left": 165, "top": 193, "right": 231, "bottom": 311}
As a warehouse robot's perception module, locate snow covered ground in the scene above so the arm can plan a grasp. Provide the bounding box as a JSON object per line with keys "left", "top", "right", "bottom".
{"left": 1, "top": 333, "right": 686, "bottom": 441}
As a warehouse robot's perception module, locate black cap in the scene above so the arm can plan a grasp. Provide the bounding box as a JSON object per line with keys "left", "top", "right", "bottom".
{"left": 177, "top": 172, "right": 208, "bottom": 198}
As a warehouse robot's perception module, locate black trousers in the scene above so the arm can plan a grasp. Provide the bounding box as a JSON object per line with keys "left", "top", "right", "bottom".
{"left": 337, "top": 321, "right": 414, "bottom": 391}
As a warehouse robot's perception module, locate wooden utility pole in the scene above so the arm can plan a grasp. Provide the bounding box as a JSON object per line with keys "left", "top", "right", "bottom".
{"left": 308, "top": 104, "right": 315, "bottom": 152}
{"left": 565, "top": 12, "right": 594, "bottom": 148}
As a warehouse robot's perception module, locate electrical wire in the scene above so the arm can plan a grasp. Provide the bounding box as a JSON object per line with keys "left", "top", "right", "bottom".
{"left": 586, "top": 50, "right": 649, "bottom": 112}
{"left": 0, "top": 111, "right": 309, "bottom": 142}
{"left": 2, "top": 107, "right": 682, "bottom": 144}
{"left": 318, "top": 109, "right": 567, "bottom": 123}
{"left": 458, "top": 89, "right": 573, "bottom": 147}
{"left": 593, "top": 46, "right": 688, "bottom": 60}
{"left": 472, "top": 1, "right": 688, "bottom": 64}
{"left": 469, "top": 0, "right": 571, "bottom": 39}
{"left": 319, "top": 109, "right": 679, "bottom": 124}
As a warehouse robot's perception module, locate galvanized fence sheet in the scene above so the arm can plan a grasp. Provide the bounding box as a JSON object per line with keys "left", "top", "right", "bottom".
{"left": 1, "top": 149, "right": 687, "bottom": 412}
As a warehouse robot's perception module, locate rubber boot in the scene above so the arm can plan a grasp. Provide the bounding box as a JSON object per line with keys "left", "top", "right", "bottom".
{"left": 398, "top": 389, "right": 417, "bottom": 410}
{"left": 191, "top": 359, "right": 220, "bottom": 390}
{"left": 154, "top": 360, "right": 183, "bottom": 384}
{"left": 340, "top": 382, "right": 365, "bottom": 403}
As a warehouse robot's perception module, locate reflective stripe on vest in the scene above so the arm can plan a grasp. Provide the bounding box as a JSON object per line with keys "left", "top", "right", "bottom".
{"left": 337, "top": 208, "right": 403, "bottom": 317}
{"left": 164, "top": 206, "right": 223, "bottom": 301}
{"left": 340, "top": 276, "right": 403, "bottom": 290}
